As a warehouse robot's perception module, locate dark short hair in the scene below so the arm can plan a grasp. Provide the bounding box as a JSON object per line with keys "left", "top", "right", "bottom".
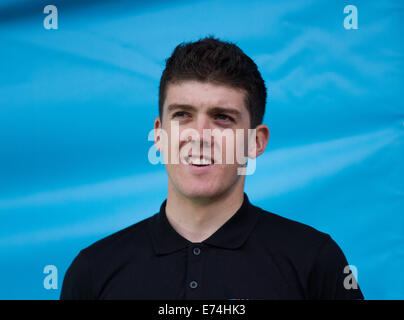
{"left": 158, "top": 36, "right": 267, "bottom": 128}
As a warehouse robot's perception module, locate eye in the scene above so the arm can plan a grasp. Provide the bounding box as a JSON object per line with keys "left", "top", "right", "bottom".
{"left": 215, "top": 114, "right": 234, "bottom": 122}
{"left": 172, "top": 111, "right": 190, "bottom": 119}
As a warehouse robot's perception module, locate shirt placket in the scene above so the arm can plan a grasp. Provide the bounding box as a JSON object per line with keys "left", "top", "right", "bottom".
{"left": 185, "top": 243, "right": 204, "bottom": 299}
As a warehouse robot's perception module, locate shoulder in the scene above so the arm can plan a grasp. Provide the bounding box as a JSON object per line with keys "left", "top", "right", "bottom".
{"left": 60, "top": 215, "right": 156, "bottom": 299}
{"left": 251, "top": 205, "right": 364, "bottom": 299}
{"left": 80, "top": 214, "right": 156, "bottom": 262}
{"left": 251, "top": 204, "right": 335, "bottom": 269}
{"left": 254, "top": 205, "right": 331, "bottom": 249}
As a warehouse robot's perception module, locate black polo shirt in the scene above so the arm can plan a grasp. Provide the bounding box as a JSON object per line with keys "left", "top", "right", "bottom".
{"left": 60, "top": 193, "right": 364, "bottom": 300}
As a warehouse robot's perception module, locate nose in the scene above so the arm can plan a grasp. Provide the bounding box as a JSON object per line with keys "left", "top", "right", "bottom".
{"left": 194, "top": 113, "right": 212, "bottom": 136}
{"left": 195, "top": 114, "right": 214, "bottom": 145}
{"left": 189, "top": 114, "right": 213, "bottom": 154}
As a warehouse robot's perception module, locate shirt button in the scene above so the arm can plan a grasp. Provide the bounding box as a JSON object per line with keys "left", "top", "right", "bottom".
{"left": 193, "top": 247, "right": 201, "bottom": 255}
{"left": 189, "top": 281, "right": 198, "bottom": 289}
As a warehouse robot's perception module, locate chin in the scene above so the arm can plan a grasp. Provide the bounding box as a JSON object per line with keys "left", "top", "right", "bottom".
{"left": 181, "top": 184, "right": 223, "bottom": 200}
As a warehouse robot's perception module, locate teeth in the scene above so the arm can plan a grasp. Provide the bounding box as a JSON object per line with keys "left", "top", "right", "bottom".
{"left": 186, "top": 157, "right": 213, "bottom": 165}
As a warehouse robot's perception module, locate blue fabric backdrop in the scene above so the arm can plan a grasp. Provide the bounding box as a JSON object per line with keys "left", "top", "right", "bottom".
{"left": 0, "top": 0, "right": 403, "bottom": 299}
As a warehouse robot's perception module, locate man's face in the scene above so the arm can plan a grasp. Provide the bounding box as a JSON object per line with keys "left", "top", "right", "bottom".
{"left": 155, "top": 80, "right": 253, "bottom": 201}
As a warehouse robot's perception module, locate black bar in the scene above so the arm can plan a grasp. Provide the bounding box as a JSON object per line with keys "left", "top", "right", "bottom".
{"left": 0, "top": 300, "right": 402, "bottom": 318}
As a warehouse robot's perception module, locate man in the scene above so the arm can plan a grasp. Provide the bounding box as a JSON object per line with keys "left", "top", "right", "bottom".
{"left": 60, "top": 36, "right": 364, "bottom": 300}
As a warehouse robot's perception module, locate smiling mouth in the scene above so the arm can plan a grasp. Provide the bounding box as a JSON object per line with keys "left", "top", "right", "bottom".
{"left": 184, "top": 156, "right": 214, "bottom": 166}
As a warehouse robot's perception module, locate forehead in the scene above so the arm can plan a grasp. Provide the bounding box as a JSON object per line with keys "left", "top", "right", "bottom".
{"left": 164, "top": 80, "right": 248, "bottom": 114}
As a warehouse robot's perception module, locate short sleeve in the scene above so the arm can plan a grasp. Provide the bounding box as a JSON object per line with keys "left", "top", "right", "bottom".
{"left": 60, "top": 250, "right": 95, "bottom": 300}
{"left": 308, "top": 236, "right": 364, "bottom": 300}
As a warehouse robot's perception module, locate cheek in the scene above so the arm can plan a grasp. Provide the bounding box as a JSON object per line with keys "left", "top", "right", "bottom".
{"left": 162, "top": 127, "right": 183, "bottom": 164}
{"left": 218, "top": 134, "right": 247, "bottom": 165}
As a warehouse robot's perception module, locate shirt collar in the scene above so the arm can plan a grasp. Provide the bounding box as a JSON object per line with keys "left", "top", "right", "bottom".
{"left": 149, "top": 192, "right": 260, "bottom": 255}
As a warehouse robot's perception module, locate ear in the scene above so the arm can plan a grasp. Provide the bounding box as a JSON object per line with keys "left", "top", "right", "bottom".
{"left": 154, "top": 117, "right": 163, "bottom": 152}
{"left": 247, "top": 124, "right": 270, "bottom": 159}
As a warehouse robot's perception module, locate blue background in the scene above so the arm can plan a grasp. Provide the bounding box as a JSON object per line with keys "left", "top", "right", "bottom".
{"left": 0, "top": 0, "right": 403, "bottom": 299}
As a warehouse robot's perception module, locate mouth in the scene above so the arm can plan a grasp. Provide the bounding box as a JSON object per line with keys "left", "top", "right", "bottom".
{"left": 184, "top": 155, "right": 215, "bottom": 170}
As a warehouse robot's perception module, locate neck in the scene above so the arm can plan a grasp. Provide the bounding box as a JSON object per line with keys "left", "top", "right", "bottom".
{"left": 165, "top": 183, "right": 245, "bottom": 243}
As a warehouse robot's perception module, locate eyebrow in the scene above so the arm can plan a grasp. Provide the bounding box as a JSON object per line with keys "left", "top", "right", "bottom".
{"left": 167, "top": 104, "right": 242, "bottom": 119}
{"left": 167, "top": 104, "right": 195, "bottom": 113}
